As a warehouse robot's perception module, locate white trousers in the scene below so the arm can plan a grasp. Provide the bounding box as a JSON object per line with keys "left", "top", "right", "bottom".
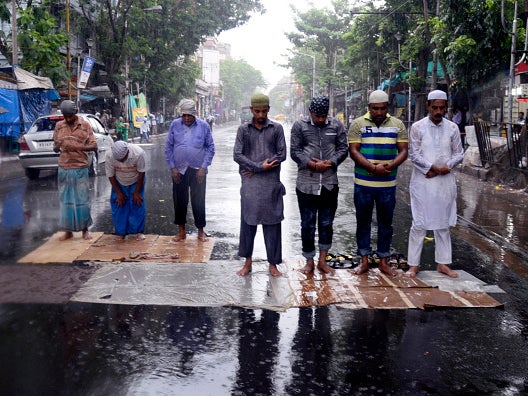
{"left": 407, "top": 224, "right": 452, "bottom": 267}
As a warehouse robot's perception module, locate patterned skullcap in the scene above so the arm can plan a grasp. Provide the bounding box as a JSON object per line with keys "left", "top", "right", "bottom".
{"left": 179, "top": 99, "right": 197, "bottom": 116}
{"left": 308, "top": 95, "right": 330, "bottom": 115}
{"left": 427, "top": 90, "right": 448, "bottom": 101}
{"left": 60, "top": 100, "right": 77, "bottom": 115}
{"left": 251, "top": 93, "right": 270, "bottom": 107}
{"left": 368, "top": 90, "right": 389, "bottom": 104}
{"left": 112, "top": 141, "right": 129, "bottom": 161}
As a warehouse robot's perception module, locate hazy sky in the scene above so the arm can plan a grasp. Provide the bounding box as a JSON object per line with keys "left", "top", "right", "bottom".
{"left": 218, "top": 0, "right": 335, "bottom": 91}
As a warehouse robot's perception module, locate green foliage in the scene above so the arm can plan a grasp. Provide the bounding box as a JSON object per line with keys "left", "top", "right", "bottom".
{"left": 16, "top": 4, "right": 69, "bottom": 85}
{"left": 220, "top": 58, "right": 265, "bottom": 112}
{"left": 78, "top": 0, "right": 263, "bottom": 111}
{"left": 287, "top": 0, "right": 351, "bottom": 99}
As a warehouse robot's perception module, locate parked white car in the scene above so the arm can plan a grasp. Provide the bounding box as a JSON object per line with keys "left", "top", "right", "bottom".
{"left": 18, "top": 113, "right": 114, "bottom": 179}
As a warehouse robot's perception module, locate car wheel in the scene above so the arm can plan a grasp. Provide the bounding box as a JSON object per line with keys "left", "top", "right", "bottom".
{"left": 25, "top": 168, "right": 40, "bottom": 180}
{"left": 88, "top": 153, "right": 98, "bottom": 177}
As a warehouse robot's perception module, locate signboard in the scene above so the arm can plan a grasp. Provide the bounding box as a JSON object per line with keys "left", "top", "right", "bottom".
{"left": 78, "top": 56, "right": 95, "bottom": 89}
{"left": 132, "top": 107, "right": 148, "bottom": 128}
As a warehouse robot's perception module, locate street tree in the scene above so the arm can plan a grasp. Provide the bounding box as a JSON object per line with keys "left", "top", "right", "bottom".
{"left": 220, "top": 58, "right": 265, "bottom": 115}
{"left": 77, "top": 0, "right": 263, "bottom": 114}
{"left": 0, "top": 0, "right": 68, "bottom": 86}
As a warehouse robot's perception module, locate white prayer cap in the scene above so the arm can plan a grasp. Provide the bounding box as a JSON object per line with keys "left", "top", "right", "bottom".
{"left": 368, "top": 90, "right": 389, "bottom": 104}
{"left": 427, "top": 90, "right": 448, "bottom": 100}
{"left": 112, "top": 141, "right": 128, "bottom": 161}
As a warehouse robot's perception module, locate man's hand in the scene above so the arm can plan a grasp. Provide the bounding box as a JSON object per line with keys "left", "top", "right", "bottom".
{"left": 310, "top": 158, "right": 333, "bottom": 173}
{"left": 171, "top": 168, "right": 181, "bottom": 184}
{"left": 132, "top": 191, "right": 143, "bottom": 206}
{"left": 116, "top": 191, "right": 127, "bottom": 207}
{"left": 196, "top": 167, "right": 206, "bottom": 184}
{"left": 263, "top": 158, "right": 279, "bottom": 171}
{"left": 368, "top": 163, "right": 391, "bottom": 176}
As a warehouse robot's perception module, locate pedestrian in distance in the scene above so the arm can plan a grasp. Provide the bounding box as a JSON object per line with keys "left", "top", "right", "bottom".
{"left": 52, "top": 100, "right": 98, "bottom": 241}
{"left": 348, "top": 90, "right": 409, "bottom": 276}
{"left": 234, "top": 93, "right": 287, "bottom": 277}
{"left": 139, "top": 116, "right": 151, "bottom": 143}
{"left": 407, "top": 90, "right": 464, "bottom": 278}
{"left": 165, "top": 99, "right": 215, "bottom": 242}
{"left": 290, "top": 95, "right": 349, "bottom": 275}
{"left": 105, "top": 141, "right": 147, "bottom": 241}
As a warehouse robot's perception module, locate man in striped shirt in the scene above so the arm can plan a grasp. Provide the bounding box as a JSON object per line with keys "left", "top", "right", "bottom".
{"left": 348, "top": 90, "right": 408, "bottom": 276}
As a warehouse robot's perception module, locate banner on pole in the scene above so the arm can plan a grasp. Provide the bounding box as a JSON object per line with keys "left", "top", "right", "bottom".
{"left": 78, "top": 56, "right": 95, "bottom": 89}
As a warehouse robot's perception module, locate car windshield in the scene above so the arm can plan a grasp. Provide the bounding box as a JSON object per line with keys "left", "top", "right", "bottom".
{"left": 29, "top": 116, "right": 64, "bottom": 133}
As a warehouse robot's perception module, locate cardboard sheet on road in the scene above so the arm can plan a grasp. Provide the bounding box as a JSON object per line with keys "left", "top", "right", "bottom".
{"left": 17, "top": 233, "right": 215, "bottom": 264}
{"left": 17, "top": 232, "right": 105, "bottom": 264}
{"left": 70, "top": 259, "right": 504, "bottom": 311}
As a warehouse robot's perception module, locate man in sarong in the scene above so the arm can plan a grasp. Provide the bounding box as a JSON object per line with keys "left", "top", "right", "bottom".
{"left": 53, "top": 100, "right": 98, "bottom": 241}
{"left": 234, "top": 93, "right": 286, "bottom": 277}
{"left": 105, "top": 141, "right": 147, "bottom": 241}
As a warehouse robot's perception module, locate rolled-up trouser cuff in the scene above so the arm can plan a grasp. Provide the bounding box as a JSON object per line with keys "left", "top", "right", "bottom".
{"left": 302, "top": 250, "right": 316, "bottom": 259}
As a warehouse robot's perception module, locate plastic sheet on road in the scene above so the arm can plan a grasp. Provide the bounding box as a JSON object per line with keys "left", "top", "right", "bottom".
{"left": 69, "top": 259, "right": 504, "bottom": 311}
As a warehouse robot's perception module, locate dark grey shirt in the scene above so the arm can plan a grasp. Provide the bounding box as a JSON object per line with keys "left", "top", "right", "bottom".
{"left": 234, "top": 119, "right": 286, "bottom": 225}
{"left": 290, "top": 116, "right": 348, "bottom": 195}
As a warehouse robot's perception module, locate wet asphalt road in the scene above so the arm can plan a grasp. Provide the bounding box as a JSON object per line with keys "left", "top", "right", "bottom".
{"left": 0, "top": 121, "right": 527, "bottom": 395}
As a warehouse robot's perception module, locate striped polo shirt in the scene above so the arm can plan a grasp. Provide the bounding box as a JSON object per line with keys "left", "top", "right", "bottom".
{"left": 349, "top": 112, "right": 408, "bottom": 188}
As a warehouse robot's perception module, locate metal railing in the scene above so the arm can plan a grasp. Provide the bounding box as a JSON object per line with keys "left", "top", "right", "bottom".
{"left": 473, "top": 119, "right": 527, "bottom": 170}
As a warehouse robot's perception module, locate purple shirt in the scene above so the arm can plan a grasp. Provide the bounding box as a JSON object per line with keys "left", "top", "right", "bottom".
{"left": 165, "top": 117, "right": 215, "bottom": 174}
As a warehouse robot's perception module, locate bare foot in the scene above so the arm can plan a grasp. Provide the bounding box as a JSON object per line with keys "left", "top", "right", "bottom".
{"left": 378, "top": 258, "right": 397, "bottom": 277}
{"left": 236, "top": 258, "right": 252, "bottom": 276}
{"left": 82, "top": 230, "right": 92, "bottom": 240}
{"left": 171, "top": 232, "right": 186, "bottom": 242}
{"left": 197, "top": 230, "right": 208, "bottom": 242}
{"left": 136, "top": 233, "right": 146, "bottom": 241}
{"left": 317, "top": 260, "right": 335, "bottom": 275}
{"left": 171, "top": 225, "right": 186, "bottom": 242}
{"left": 406, "top": 266, "right": 420, "bottom": 278}
{"left": 269, "top": 264, "right": 282, "bottom": 277}
{"left": 352, "top": 256, "right": 370, "bottom": 275}
{"left": 437, "top": 263, "right": 458, "bottom": 278}
{"left": 299, "top": 258, "right": 315, "bottom": 274}
{"left": 59, "top": 231, "right": 73, "bottom": 241}
{"left": 114, "top": 235, "right": 126, "bottom": 242}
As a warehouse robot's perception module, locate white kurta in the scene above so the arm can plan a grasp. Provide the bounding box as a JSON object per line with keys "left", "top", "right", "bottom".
{"left": 409, "top": 116, "right": 464, "bottom": 230}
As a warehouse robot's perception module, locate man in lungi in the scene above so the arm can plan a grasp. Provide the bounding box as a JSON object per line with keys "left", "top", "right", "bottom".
{"left": 105, "top": 141, "right": 147, "bottom": 240}
{"left": 53, "top": 100, "right": 98, "bottom": 241}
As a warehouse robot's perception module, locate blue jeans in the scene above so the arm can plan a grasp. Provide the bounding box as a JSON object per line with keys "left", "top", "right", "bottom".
{"left": 354, "top": 185, "right": 396, "bottom": 258}
{"left": 296, "top": 186, "right": 338, "bottom": 259}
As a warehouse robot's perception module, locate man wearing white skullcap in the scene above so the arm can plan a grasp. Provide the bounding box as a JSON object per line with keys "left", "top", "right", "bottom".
{"left": 106, "top": 141, "right": 147, "bottom": 240}
{"left": 53, "top": 100, "right": 98, "bottom": 241}
{"left": 406, "top": 90, "right": 464, "bottom": 278}
{"left": 348, "top": 90, "right": 408, "bottom": 276}
{"left": 165, "top": 98, "right": 215, "bottom": 243}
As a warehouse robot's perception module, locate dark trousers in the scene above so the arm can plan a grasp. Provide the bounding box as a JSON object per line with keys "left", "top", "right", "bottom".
{"left": 172, "top": 168, "right": 206, "bottom": 228}
{"left": 238, "top": 219, "right": 282, "bottom": 265}
{"left": 296, "top": 186, "right": 338, "bottom": 259}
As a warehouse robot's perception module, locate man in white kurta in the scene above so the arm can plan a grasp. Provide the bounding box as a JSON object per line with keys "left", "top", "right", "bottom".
{"left": 407, "top": 90, "right": 464, "bottom": 278}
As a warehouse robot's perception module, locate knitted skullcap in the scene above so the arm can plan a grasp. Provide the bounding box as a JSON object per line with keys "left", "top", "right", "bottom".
{"left": 250, "top": 93, "right": 270, "bottom": 107}
{"left": 368, "top": 90, "right": 389, "bottom": 104}
{"left": 179, "top": 99, "right": 197, "bottom": 116}
{"left": 112, "top": 141, "right": 129, "bottom": 161}
{"left": 427, "top": 90, "right": 448, "bottom": 101}
{"left": 60, "top": 100, "right": 77, "bottom": 115}
{"left": 308, "top": 95, "right": 330, "bottom": 116}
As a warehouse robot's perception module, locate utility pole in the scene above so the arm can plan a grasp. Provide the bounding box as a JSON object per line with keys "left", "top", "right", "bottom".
{"left": 11, "top": 0, "right": 17, "bottom": 67}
